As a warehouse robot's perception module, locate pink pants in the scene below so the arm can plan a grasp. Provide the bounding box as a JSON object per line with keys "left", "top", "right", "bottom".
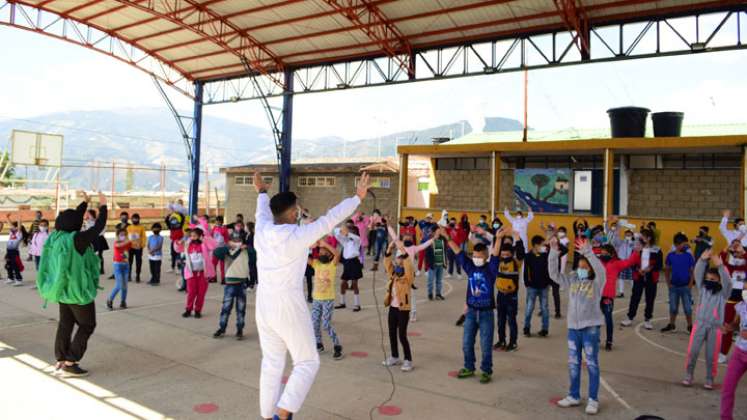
{"left": 211, "top": 257, "right": 225, "bottom": 282}
{"left": 185, "top": 271, "right": 208, "bottom": 312}
{"left": 721, "top": 346, "right": 747, "bottom": 420}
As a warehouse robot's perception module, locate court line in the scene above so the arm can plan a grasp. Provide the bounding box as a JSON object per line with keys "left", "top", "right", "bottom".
{"left": 600, "top": 376, "right": 635, "bottom": 413}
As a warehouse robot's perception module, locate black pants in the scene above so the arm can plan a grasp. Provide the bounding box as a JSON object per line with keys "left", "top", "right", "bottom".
{"left": 627, "top": 278, "right": 658, "bottom": 321}
{"left": 97, "top": 250, "right": 105, "bottom": 274}
{"left": 249, "top": 262, "right": 257, "bottom": 288}
{"left": 496, "top": 292, "right": 518, "bottom": 344}
{"left": 367, "top": 230, "right": 376, "bottom": 255}
{"left": 447, "top": 248, "right": 461, "bottom": 275}
{"left": 55, "top": 302, "right": 96, "bottom": 363}
{"left": 128, "top": 248, "right": 143, "bottom": 280}
{"left": 6, "top": 249, "right": 22, "bottom": 280}
{"left": 171, "top": 242, "right": 180, "bottom": 269}
{"left": 305, "top": 264, "right": 314, "bottom": 301}
{"left": 388, "top": 306, "right": 412, "bottom": 361}
{"left": 550, "top": 282, "right": 561, "bottom": 316}
{"left": 149, "top": 260, "right": 162, "bottom": 283}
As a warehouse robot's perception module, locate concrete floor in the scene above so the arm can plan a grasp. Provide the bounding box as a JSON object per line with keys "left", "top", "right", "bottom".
{"left": 0, "top": 240, "right": 744, "bottom": 420}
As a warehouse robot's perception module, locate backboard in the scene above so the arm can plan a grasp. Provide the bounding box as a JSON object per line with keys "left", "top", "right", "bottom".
{"left": 10, "top": 130, "right": 63, "bottom": 166}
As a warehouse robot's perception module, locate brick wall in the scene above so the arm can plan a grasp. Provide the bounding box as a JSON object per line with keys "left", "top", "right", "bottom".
{"left": 627, "top": 169, "right": 739, "bottom": 219}
{"left": 225, "top": 172, "right": 398, "bottom": 223}
{"left": 432, "top": 169, "right": 490, "bottom": 211}
{"left": 498, "top": 169, "right": 517, "bottom": 210}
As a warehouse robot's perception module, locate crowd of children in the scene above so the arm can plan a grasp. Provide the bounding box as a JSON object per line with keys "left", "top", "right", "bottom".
{"left": 6, "top": 197, "right": 747, "bottom": 418}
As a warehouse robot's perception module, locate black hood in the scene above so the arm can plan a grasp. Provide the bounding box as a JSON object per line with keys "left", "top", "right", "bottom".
{"left": 55, "top": 209, "right": 83, "bottom": 232}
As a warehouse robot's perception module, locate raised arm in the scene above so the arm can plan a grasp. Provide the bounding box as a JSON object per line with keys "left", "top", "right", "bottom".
{"left": 548, "top": 237, "right": 570, "bottom": 287}
{"left": 721, "top": 210, "right": 734, "bottom": 242}
{"left": 694, "top": 249, "right": 710, "bottom": 289}
{"left": 503, "top": 207, "right": 515, "bottom": 224}
{"left": 526, "top": 210, "right": 534, "bottom": 223}
{"left": 73, "top": 192, "right": 108, "bottom": 255}
{"left": 319, "top": 239, "right": 341, "bottom": 264}
{"left": 253, "top": 172, "right": 274, "bottom": 228}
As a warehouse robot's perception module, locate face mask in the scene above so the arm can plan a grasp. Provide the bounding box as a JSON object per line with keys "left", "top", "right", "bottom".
{"left": 493, "top": 223, "right": 500, "bottom": 229}
{"left": 118, "top": 235, "right": 126, "bottom": 241}
{"left": 449, "top": 223, "right": 455, "bottom": 227}
{"left": 600, "top": 255, "right": 612, "bottom": 262}
{"left": 538, "top": 246, "right": 547, "bottom": 253}
{"left": 739, "top": 225, "right": 747, "bottom": 233}
{"left": 132, "top": 218, "right": 140, "bottom": 225}
{"left": 700, "top": 231, "right": 707, "bottom": 236}
{"left": 577, "top": 268, "right": 589, "bottom": 279}
{"left": 404, "top": 240, "right": 413, "bottom": 247}
{"left": 235, "top": 226, "right": 244, "bottom": 231}
{"left": 472, "top": 257, "right": 485, "bottom": 267}
{"left": 318, "top": 255, "right": 332, "bottom": 264}
{"left": 704, "top": 280, "right": 722, "bottom": 293}
{"left": 192, "top": 239, "right": 202, "bottom": 245}
{"left": 625, "top": 236, "right": 633, "bottom": 242}
{"left": 479, "top": 219, "right": 486, "bottom": 224}
{"left": 40, "top": 226, "right": 48, "bottom": 232}
{"left": 120, "top": 217, "right": 128, "bottom": 223}
{"left": 557, "top": 232, "right": 566, "bottom": 239}
{"left": 153, "top": 230, "right": 161, "bottom": 235}
{"left": 393, "top": 265, "right": 405, "bottom": 276}
{"left": 501, "top": 257, "right": 513, "bottom": 263}
{"left": 516, "top": 215, "right": 523, "bottom": 219}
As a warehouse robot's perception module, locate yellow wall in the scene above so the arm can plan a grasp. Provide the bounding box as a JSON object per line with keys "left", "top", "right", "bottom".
{"left": 400, "top": 207, "right": 729, "bottom": 253}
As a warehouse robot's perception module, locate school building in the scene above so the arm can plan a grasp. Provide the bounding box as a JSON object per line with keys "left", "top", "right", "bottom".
{"left": 221, "top": 158, "right": 399, "bottom": 222}
{"left": 397, "top": 129, "right": 747, "bottom": 252}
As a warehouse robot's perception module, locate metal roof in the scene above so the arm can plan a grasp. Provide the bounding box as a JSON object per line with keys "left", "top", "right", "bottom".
{"left": 5, "top": 0, "right": 742, "bottom": 88}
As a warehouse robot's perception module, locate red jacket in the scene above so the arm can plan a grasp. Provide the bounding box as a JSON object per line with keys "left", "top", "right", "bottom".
{"left": 721, "top": 250, "right": 747, "bottom": 276}
{"left": 399, "top": 225, "right": 417, "bottom": 240}
{"left": 632, "top": 247, "right": 663, "bottom": 284}
{"left": 447, "top": 226, "right": 467, "bottom": 245}
{"left": 601, "top": 252, "right": 640, "bottom": 298}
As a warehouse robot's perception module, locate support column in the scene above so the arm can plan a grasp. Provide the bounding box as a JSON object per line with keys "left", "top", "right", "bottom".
{"left": 619, "top": 154, "right": 628, "bottom": 216}
{"left": 742, "top": 146, "right": 747, "bottom": 220}
{"left": 188, "top": 81, "right": 204, "bottom": 216}
{"left": 280, "top": 69, "right": 294, "bottom": 192}
{"left": 491, "top": 152, "right": 501, "bottom": 217}
{"left": 398, "top": 153, "right": 408, "bottom": 221}
{"left": 603, "top": 148, "right": 615, "bottom": 222}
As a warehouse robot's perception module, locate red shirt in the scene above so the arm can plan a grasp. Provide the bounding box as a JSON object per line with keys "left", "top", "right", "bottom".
{"left": 114, "top": 241, "right": 131, "bottom": 262}
{"left": 170, "top": 228, "right": 184, "bottom": 242}
{"left": 399, "top": 225, "right": 417, "bottom": 240}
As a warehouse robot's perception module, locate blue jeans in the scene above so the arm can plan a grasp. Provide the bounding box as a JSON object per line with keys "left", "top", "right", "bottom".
{"left": 110, "top": 262, "right": 129, "bottom": 303}
{"left": 497, "top": 292, "right": 518, "bottom": 344}
{"left": 524, "top": 287, "right": 549, "bottom": 332}
{"left": 374, "top": 237, "right": 388, "bottom": 262}
{"left": 669, "top": 285, "right": 693, "bottom": 316}
{"left": 463, "top": 307, "right": 495, "bottom": 374}
{"left": 427, "top": 265, "right": 444, "bottom": 295}
{"left": 447, "top": 248, "right": 461, "bottom": 275}
{"left": 568, "top": 326, "right": 600, "bottom": 400}
{"left": 219, "top": 283, "right": 247, "bottom": 331}
{"left": 312, "top": 300, "right": 340, "bottom": 346}
{"left": 600, "top": 298, "right": 614, "bottom": 345}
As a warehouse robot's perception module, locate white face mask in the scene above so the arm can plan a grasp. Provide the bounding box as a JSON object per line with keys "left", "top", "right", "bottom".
{"left": 40, "top": 226, "right": 48, "bottom": 232}
{"left": 118, "top": 235, "right": 126, "bottom": 241}
{"left": 739, "top": 224, "right": 747, "bottom": 233}
{"left": 539, "top": 246, "right": 548, "bottom": 253}
{"left": 557, "top": 232, "right": 566, "bottom": 239}
{"left": 472, "top": 257, "right": 485, "bottom": 267}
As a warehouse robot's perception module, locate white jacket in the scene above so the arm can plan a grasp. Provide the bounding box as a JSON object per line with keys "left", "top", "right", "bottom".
{"left": 254, "top": 193, "right": 360, "bottom": 295}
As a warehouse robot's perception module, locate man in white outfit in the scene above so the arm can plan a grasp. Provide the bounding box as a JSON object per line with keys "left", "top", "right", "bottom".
{"left": 504, "top": 207, "right": 534, "bottom": 251}
{"left": 252, "top": 171, "right": 370, "bottom": 420}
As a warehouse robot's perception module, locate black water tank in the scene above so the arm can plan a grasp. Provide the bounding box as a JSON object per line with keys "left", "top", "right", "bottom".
{"left": 607, "top": 107, "right": 650, "bottom": 137}
{"left": 652, "top": 112, "right": 684, "bottom": 137}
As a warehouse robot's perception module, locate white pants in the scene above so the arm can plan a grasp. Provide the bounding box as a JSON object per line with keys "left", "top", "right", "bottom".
{"left": 256, "top": 290, "right": 320, "bottom": 418}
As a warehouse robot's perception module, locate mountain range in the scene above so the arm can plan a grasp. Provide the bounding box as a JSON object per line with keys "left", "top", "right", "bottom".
{"left": 0, "top": 109, "right": 523, "bottom": 190}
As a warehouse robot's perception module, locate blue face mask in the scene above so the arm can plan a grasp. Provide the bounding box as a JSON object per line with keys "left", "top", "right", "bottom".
{"left": 394, "top": 266, "right": 405, "bottom": 276}
{"left": 577, "top": 268, "right": 589, "bottom": 279}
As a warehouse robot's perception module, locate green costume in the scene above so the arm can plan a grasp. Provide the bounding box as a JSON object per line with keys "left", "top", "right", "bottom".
{"left": 37, "top": 231, "right": 101, "bottom": 306}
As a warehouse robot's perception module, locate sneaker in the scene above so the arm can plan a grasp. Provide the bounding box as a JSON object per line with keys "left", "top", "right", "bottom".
{"left": 682, "top": 374, "right": 693, "bottom": 387}
{"left": 411, "top": 284, "right": 418, "bottom": 290}
{"left": 4, "top": 279, "right": 13, "bottom": 285}
{"left": 213, "top": 329, "right": 225, "bottom": 338}
{"left": 523, "top": 327, "right": 531, "bottom": 337}
{"left": 644, "top": 321, "right": 653, "bottom": 330}
{"left": 182, "top": 310, "right": 191, "bottom": 318}
{"left": 352, "top": 306, "right": 361, "bottom": 312}
{"left": 382, "top": 357, "right": 401, "bottom": 367}
{"left": 317, "top": 343, "right": 325, "bottom": 353}
{"left": 106, "top": 300, "right": 113, "bottom": 310}
{"left": 616, "top": 293, "right": 624, "bottom": 298}
{"left": 136, "top": 276, "right": 141, "bottom": 283}
{"left": 119, "top": 302, "right": 127, "bottom": 309}
{"left": 605, "top": 342, "right": 613, "bottom": 351}
{"left": 554, "top": 313, "right": 562, "bottom": 319}
{"left": 334, "top": 303, "right": 346, "bottom": 310}
{"left": 704, "top": 380, "right": 714, "bottom": 390}
{"left": 428, "top": 293, "right": 434, "bottom": 301}
{"left": 556, "top": 396, "right": 580, "bottom": 408}
{"left": 436, "top": 294, "right": 445, "bottom": 301}
{"left": 167, "top": 268, "right": 174, "bottom": 273}
{"left": 445, "top": 273, "right": 452, "bottom": 278}
{"left": 456, "top": 368, "right": 474, "bottom": 378}
{"left": 12, "top": 280, "right": 23, "bottom": 287}
{"left": 505, "top": 342, "right": 518, "bottom": 352}
{"left": 61, "top": 364, "right": 89, "bottom": 378}
{"left": 236, "top": 330, "right": 244, "bottom": 341}
{"left": 661, "top": 324, "right": 676, "bottom": 332}
{"left": 493, "top": 341, "right": 506, "bottom": 350}
{"left": 719, "top": 353, "right": 728, "bottom": 364}
{"left": 621, "top": 318, "right": 633, "bottom": 327}
{"left": 410, "top": 314, "right": 417, "bottom": 322}
{"left": 585, "top": 399, "right": 599, "bottom": 415}
{"left": 415, "top": 270, "right": 421, "bottom": 277}
{"left": 108, "top": 274, "right": 115, "bottom": 280}
{"left": 333, "top": 345, "right": 343, "bottom": 360}
{"left": 194, "top": 312, "right": 202, "bottom": 319}
{"left": 455, "top": 314, "right": 465, "bottom": 327}
{"left": 401, "top": 360, "right": 413, "bottom": 372}
{"left": 538, "top": 330, "right": 548, "bottom": 337}
{"left": 479, "top": 372, "right": 492, "bottom": 384}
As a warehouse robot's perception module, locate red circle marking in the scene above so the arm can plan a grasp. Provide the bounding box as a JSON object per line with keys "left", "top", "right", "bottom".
{"left": 194, "top": 403, "right": 218, "bottom": 414}
{"left": 378, "top": 405, "right": 402, "bottom": 416}
{"left": 407, "top": 331, "right": 422, "bottom": 337}
{"left": 350, "top": 351, "right": 369, "bottom": 358}
{"left": 448, "top": 370, "right": 459, "bottom": 378}
{"left": 549, "top": 397, "right": 563, "bottom": 406}
{"left": 281, "top": 375, "right": 289, "bottom": 384}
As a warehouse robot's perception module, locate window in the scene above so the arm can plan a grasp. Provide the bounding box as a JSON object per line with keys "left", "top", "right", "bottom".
{"left": 298, "top": 176, "right": 336, "bottom": 188}
{"left": 356, "top": 176, "right": 391, "bottom": 189}
{"left": 235, "top": 175, "right": 272, "bottom": 187}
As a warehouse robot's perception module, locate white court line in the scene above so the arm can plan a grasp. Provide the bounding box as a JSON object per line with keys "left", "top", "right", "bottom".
{"left": 600, "top": 376, "right": 635, "bottom": 413}
{"left": 634, "top": 316, "right": 687, "bottom": 357}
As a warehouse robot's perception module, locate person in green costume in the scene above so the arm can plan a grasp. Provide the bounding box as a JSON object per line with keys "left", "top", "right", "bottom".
{"left": 37, "top": 191, "right": 107, "bottom": 378}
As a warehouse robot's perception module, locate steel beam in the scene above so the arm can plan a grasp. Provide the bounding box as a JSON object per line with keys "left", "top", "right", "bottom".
{"left": 188, "top": 81, "right": 204, "bottom": 216}
{"left": 280, "top": 69, "right": 294, "bottom": 192}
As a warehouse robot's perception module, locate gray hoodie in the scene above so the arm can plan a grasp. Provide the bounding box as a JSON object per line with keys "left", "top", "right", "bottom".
{"left": 693, "top": 259, "right": 732, "bottom": 327}
{"left": 549, "top": 245, "right": 606, "bottom": 330}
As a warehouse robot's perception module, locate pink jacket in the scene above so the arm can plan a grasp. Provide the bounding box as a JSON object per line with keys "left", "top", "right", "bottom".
{"left": 175, "top": 219, "right": 217, "bottom": 279}
{"left": 353, "top": 213, "right": 371, "bottom": 247}
{"left": 29, "top": 231, "right": 49, "bottom": 256}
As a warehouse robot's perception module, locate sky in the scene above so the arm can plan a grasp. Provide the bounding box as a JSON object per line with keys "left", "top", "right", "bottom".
{"left": 1, "top": 15, "right": 746, "bottom": 143}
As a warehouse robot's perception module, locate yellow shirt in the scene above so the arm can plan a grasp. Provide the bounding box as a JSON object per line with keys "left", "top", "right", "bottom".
{"left": 312, "top": 260, "right": 337, "bottom": 301}
{"left": 126, "top": 224, "right": 147, "bottom": 249}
